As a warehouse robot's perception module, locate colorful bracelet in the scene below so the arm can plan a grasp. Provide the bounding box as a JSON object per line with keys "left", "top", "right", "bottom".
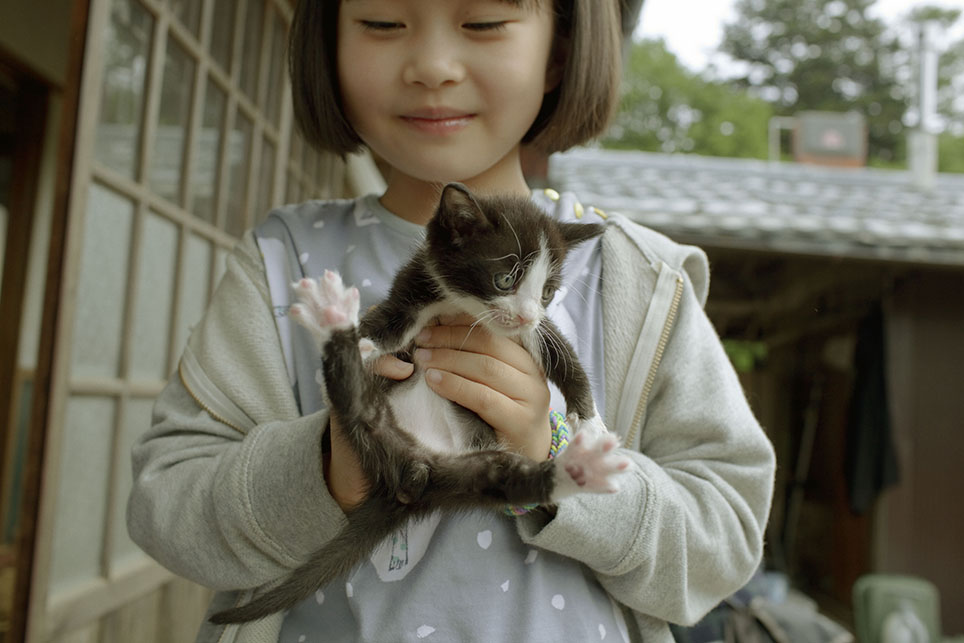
{"left": 503, "top": 410, "right": 571, "bottom": 516}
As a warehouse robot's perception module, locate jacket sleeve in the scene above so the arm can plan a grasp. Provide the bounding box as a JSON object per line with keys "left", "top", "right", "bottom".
{"left": 516, "top": 242, "right": 776, "bottom": 626}
{"left": 126, "top": 234, "right": 347, "bottom": 591}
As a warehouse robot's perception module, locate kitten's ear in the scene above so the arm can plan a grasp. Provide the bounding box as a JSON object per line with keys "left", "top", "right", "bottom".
{"left": 558, "top": 222, "right": 605, "bottom": 249}
{"left": 436, "top": 183, "right": 490, "bottom": 246}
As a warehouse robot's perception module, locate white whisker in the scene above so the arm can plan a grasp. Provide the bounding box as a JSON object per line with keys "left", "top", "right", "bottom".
{"left": 460, "top": 310, "right": 501, "bottom": 350}
{"left": 500, "top": 212, "right": 523, "bottom": 261}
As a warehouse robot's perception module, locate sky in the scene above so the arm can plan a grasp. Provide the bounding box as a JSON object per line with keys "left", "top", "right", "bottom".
{"left": 635, "top": 0, "right": 964, "bottom": 73}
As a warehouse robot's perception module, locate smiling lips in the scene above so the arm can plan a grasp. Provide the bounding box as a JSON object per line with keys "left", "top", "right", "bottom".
{"left": 401, "top": 109, "right": 475, "bottom": 134}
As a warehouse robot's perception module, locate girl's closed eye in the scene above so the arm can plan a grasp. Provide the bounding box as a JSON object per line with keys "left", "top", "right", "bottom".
{"left": 359, "top": 20, "right": 404, "bottom": 32}
{"left": 462, "top": 21, "right": 509, "bottom": 32}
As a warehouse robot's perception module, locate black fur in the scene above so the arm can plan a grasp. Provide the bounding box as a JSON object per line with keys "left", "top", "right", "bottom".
{"left": 210, "top": 184, "right": 604, "bottom": 624}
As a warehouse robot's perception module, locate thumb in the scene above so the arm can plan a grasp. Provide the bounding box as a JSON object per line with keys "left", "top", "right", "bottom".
{"left": 374, "top": 354, "right": 415, "bottom": 380}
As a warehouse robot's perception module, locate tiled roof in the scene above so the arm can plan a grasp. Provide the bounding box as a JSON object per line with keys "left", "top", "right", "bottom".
{"left": 549, "top": 148, "right": 964, "bottom": 267}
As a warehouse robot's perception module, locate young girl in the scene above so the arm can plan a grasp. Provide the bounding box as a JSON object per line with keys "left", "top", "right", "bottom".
{"left": 127, "top": 1, "right": 776, "bottom": 642}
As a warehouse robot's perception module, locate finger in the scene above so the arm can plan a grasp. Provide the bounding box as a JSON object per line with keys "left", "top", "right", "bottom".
{"left": 414, "top": 347, "right": 530, "bottom": 399}
{"left": 372, "top": 354, "right": 414, "bottom": 380}
{"left": 434, "top": 312, "right": 477, "bottom": 326}
{"left": 424, "top": 367, "right": 517, "bottom": 429}
{"left": 415, "top": 325, "right": 536, "bottom": 374}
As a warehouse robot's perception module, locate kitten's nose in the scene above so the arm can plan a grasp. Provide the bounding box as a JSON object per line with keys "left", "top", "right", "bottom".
{"left": 516, "top": 314, "right": 535, "bottom": 326}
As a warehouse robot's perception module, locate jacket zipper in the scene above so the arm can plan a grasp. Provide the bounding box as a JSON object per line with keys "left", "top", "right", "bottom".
{"left": 178, "top": 360, "right": 246, "bottom": 434}
{"left": 624, "top": 275, "right": 684, "bottom": 449}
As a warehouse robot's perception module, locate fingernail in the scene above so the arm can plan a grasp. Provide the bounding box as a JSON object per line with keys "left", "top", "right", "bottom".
{"left": 426, "top": 368, "right": 442, "bottom": 384}
{"left": 415, "top": 328, "right": 431, "bottom": 343}
{"left": 414, "top": 348, "right": 431, "bottom": 363}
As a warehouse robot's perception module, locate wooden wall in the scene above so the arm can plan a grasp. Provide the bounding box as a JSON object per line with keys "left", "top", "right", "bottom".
{"left": 878, "top": 270, "right": 964, "bottom": 635}
{"left": 721, "top": 259, "right": 964, "bottom": 635}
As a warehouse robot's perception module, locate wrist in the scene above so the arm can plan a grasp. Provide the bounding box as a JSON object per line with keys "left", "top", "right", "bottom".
{"left": 324, "top": 418, "right": 369, "bottom": 511}
{"left": 504, "top": 410, "right": 570, "bottom": 516}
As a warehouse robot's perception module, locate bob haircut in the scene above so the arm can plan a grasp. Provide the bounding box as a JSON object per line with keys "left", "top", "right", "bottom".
{"left": 288, "top": 0, "right": 623, "bottom": 156}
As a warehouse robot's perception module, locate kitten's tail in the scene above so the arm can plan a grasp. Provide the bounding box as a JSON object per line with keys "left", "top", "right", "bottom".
{"left": 209, "top": 496, "right": 404, "bottom": 625}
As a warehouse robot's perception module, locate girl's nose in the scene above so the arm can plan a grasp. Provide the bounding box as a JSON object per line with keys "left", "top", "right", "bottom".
{"left": 402, "top": 33, "right": 466, "bottom": 88}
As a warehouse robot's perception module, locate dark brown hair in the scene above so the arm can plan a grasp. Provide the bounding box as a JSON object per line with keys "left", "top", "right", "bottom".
{"left": 288, "top": 0, "right": 622, "bottom": 156}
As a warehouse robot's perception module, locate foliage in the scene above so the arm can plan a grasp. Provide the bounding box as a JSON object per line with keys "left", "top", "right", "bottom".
{"left": 723, "top": 340, "right": 768, "bottom": 373}
{"left": 895, "top": 8, "right": 964, "bottom": 133}
{"left": 720, "top": 0, "right": 908, "bottom": 164}
{"left": 602, "top": 39, "right": 773, "bottom": 159}
{"left": 938, "top": 134, "right": 964, "bottom": 174}
{"left": 607, "top": 1, "right": 964, "bottom": 172}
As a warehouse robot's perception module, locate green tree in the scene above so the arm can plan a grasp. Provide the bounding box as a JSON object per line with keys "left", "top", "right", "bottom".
{"left": 892, "top": 6, "right": 964, "bottom": 172}
{"left": 720, "top": 0, "right": 908, "bottom": 164}
{"left": 603, "top": 38, "right": 773, "bottom": 159}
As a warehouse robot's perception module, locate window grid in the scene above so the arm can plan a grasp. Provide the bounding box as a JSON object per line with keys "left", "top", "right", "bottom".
{"left": 53, "top": 0, "right": 347, "bottom": 612}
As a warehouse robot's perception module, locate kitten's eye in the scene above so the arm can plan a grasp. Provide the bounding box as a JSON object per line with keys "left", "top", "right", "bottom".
{"left": 542, "top": 284, "right": 555, "bottom": 304}
{"left": 493, "top": 272, "right": 515, "bottom": 291}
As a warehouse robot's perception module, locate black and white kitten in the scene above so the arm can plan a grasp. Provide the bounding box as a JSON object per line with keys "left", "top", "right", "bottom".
{"left": 211, "top": 183, "right": 630, "bottom": 625}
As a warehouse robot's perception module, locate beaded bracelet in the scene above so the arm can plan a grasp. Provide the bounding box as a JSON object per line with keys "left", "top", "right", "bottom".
{"left": 503, "top": 410, "right": 571, "bottom": 516}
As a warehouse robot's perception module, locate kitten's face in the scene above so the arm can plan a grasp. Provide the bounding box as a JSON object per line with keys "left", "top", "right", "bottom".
{"left": 450, "top": 231, "right": 559, "bottom": 335}
{"left": 426, "top": 184, "right": 603, "bottom": 336}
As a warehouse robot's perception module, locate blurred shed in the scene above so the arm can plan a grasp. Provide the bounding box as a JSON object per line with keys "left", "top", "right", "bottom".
{"left": 552, "top": 147, "right": 964, "bottom": 633}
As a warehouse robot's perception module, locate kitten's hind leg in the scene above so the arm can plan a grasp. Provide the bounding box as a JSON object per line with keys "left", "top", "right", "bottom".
{"left": 422, "top": 444, "right": 627, "bottom": 510}
{"left": 551, "top": 431, "right": 631, "bottom": 500}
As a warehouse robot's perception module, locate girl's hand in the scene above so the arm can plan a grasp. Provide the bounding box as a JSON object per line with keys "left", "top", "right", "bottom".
{"left": 324, "top": 353, "right": 414, "bottom": 512}
{"left": 413, "top": 315, "right": 552, "bottom": 461}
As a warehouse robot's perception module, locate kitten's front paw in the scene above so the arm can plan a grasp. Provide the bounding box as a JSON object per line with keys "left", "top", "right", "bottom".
{"left": 551, "top": 430, "right": 631, "bottom": 500}
{"left": 290, "top": 271, "right": 360, "bottom": 347}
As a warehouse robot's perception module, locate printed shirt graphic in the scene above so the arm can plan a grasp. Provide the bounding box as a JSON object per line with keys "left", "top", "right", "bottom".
{"left": 257, "top": 192, "right": 628, "bottom": 642}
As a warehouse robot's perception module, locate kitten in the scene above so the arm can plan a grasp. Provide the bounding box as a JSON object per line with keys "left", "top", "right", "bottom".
{"left": 211, "top": 183, "right": 630, "bottom": 625}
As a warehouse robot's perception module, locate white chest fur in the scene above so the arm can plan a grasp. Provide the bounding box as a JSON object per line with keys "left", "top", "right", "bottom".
{"left": 388, "top": 371, "right": 472, "bottom": 453}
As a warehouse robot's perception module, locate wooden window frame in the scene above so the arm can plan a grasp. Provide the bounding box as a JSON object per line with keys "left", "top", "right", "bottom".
{"left": 18, "top": 0, "right": 346, "bottom": 639}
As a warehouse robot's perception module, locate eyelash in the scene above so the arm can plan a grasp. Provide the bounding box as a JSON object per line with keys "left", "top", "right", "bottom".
{"left": 357, "top": 21, "right": 510, "bottom": 33}
{"left": 359, "top": 21, "right": 402, "bottom": 32}
{"left": 464, "top": 21, "right": 509, "bottom": 32}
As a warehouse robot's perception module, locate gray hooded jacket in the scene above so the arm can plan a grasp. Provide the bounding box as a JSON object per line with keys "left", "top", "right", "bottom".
{"left": 127, "top": 204, "right": 775, "bottom": 643}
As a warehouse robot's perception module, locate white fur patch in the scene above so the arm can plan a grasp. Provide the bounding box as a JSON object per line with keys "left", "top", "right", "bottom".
{"left": 389, "top": 374, "right": 469, "bottom": 453}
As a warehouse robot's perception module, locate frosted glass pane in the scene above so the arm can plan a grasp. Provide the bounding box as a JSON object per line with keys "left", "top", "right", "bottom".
{"left": 170, "top": 0, "right": 202, "bottom": 37}
{"left": 256, "top": 137, "right": 275, "bottom": 222}
{"left": 263, "top": 8, "right": 286, "bottom": 126}
{"left": 192, "top": 78, "right": 226, "bottom": 223}
{"left": 130, "top": 212, "right": 178, "bottom": 381}
{"left": 239, "top": 0, "right": 263, "bottom": 101}
{"left": 151, "top": 36, "right": 196, "bottom": 205}
{"left": 174, "top": 234, "right": 211, "bottom": 352}
{"left": 71, "top": 185, "right": 133, "bottom": 379}
{"left": 225, "top": 112, "right": 252, "bottom": 237}
{"left": 110, "top": 397, "right": 154, "bottom": 573}
{"left": 286, "top": 175, "right": 300, "bottom": 205}
{"left": 95, "top": 0, "right": 153, "bottom": 179}
{"left": 303, "top": 146, "right": 317, "bottom": 182}
{"left": 49, "top": 397, "right": 114, "bottom": 598}
{"left": 209, "top": 0, "right": 236, "bottom": 74}
{"left": 289, "top": 123, "right": 302, "bottom": 165}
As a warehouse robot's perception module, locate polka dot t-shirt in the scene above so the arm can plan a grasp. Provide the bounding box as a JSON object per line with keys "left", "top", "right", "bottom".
{"left": 255, "top": 190, "right": 630, "bottom": 642}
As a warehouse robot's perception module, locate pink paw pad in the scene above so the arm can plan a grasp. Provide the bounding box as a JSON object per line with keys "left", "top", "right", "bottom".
{"left": 555, "top": 429, "right": 630, "bottom": 496}
{"left": 289, "top": 272, "right": 361, "bottom": 344}
{"left": 323, "top": 306, "right": 349, "bottom": 326}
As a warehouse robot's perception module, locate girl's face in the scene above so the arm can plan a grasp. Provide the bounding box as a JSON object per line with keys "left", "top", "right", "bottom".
{"left": 337, "top": 0, "right": 557, "bottom": 191}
